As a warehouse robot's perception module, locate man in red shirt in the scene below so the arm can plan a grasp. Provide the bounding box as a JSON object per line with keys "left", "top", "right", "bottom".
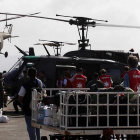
{"left": 124, "top": 55, "right": 140, "bottom": 92}
{"left": 99, "top": 69, "right": 113, "bottom": 88}
{"left": 70, "top": 67, "right": 87, "bottom": 88}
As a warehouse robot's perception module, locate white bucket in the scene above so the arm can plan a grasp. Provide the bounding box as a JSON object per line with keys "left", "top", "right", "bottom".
{"left": 43, "top": 106, "right": 52, "bottom": 117}
{"left": 0, "top": 109, "right": 2, "bottom": 117}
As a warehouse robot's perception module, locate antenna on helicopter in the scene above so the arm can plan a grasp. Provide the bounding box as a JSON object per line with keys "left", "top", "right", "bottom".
{"left": 14, "top": 45, "right": 28, "bottom": 56}
{"left": 34, "top": 42, "right": 51, "bottom": 56}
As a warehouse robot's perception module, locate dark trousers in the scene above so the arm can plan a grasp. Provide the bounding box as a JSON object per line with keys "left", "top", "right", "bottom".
{"left": 25, "top": 115, "right": 40, "bottom": 140}
{"left": 13, "top": 99, "right": 22, "bottom": 112}
{"left": 0, "top": 93, "right": 3, "bottom": 109}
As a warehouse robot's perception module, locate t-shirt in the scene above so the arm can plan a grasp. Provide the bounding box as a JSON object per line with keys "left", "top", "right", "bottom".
{"left": 18, "top": 78, "right": 42, "bottom": 97}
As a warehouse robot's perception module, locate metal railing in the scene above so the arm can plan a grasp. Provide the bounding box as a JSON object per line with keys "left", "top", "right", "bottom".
{"left": 32, "top": 88, "right": 140, "bottom": 135}
{"left": 60, "top": 91, "right": 140, "bottom": 130}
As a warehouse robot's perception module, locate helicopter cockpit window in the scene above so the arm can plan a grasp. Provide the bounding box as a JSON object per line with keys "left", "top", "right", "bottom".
{"left": 3, "top": 57, "right": 24, "bottom": 85}
{"left": 4, "top": 68, "right": 19, "bottom": 84}
{"left": 8, "top": 57, "right": 23, "bottom": 72}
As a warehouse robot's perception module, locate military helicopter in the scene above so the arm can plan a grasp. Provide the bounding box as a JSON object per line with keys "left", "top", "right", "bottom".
{"left": 1, "top": 13, "right": 140, "bottom": 96}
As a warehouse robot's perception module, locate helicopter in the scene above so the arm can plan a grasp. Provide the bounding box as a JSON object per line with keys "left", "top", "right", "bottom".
{"left": 0, "top": 23, "right": 14, "bottom": 57}
{"left": 1, "top": 13, "right": 140, "bottom": 96}
{"left": 0, "top": 12, "right": 40, "bottom": 57}
{"left": 35, "top": 39, "right": 76, "bottom": 56}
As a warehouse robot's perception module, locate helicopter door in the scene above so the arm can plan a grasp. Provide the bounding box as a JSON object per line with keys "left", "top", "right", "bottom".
{"left": 34, "top": 60, "right": 56, "bottom": 88}
{"left": 78, "top": 63, "right": 100, "bottom": 82}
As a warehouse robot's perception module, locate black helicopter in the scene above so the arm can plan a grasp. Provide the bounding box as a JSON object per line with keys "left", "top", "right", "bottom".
{"left": 0, "top": 13, "right": 140, "bottom": 96}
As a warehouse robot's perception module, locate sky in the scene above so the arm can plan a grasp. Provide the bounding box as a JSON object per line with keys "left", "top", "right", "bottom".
{"left": 1, "top": 0, "right": 140, "bottom": 71}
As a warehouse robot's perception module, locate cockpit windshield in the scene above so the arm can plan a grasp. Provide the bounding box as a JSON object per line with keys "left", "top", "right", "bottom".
{"left": 8, "top": 57, "right": 23, "bottom": 72}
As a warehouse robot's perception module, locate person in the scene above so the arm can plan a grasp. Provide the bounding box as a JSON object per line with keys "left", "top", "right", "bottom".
{"left": 124, "top": 55, "right": 140, "bottom": 92}
{"left": 123, "top": 55, "right": 140, "bottom": 140}
{"left": 86, "top": 72, "right": 104, "bottom": 91}
{"left": 63, "top": 71, "right": 72, "bottom": 88}
{"left": 99, "top": 69, "right": 113, "bottom": 88}
{"left": 70, "top": 67, "right": 87, "bottom": 88}
{"left": 56, "top": 74, "right": 64, "bottom": 88}
{"left": 18, "top": 67, "right": 43, "bottom": 140}
{"left": 38, "top": 71, "right": 47, "bottom": 88}
{"left": 86, "top": 72, "right": 104, "bottom": 88}
{"left": 121, "top": 66, "right": 129, "bottom": 78}
{"left": 13, "top": 70, "right": 28, "bottom": 113}
{"left": 0, "top": 73, "right": 4, "bottom": 109}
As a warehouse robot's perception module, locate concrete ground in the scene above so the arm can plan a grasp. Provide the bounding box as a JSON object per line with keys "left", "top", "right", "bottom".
{"left": 0, "top": 103, "right": 54, "bottom": 140}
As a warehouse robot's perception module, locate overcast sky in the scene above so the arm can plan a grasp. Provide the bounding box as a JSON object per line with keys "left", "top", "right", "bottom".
{"left": 1, "top": 0, "right": 140, "bottom": 70}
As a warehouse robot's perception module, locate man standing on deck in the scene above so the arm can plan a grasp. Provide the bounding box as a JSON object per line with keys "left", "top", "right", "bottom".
{"left": 124, "top": 55, "right": 140, "bottom": 92}
{"left": 18, "top": 67, "right": 43, "bottom": 140}
{"left": 123, "top": 55, "right": 140, "bottom": 140}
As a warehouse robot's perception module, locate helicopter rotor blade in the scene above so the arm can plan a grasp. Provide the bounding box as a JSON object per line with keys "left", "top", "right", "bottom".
{"left": 10, "top": 36, "right": 19, "bottom": 38}
{"left": 65, "top": 42, "right": 76, "bottom": 45}
{"left": 39, "top": 39, "right": 63, "bottom": 44}
{"left": 95, "top": 23, "right": 140, "bottom": 29}
{"left": 35, "top": 42, "right": 57, "bottom": 46}
{"left": 0, "top": 12, "right": 41, "bottom": 22}
{"left": 0, "top": 12, "right": 69, "bottom": 23}
{"left": 39, "top": 39, "right": 56, "bottom": 43}
{"left": 34, "top": 43, "right": 41, "bottom": 45}
{"left": 44, "top": 43, "right": 58, "bottom": 46}
{"left": 56, "top": 14, "right": 74, "bottom": 18}
{"left": 39, "top": 39, "right": 76, "bottom": 45}
{"left": 56, "top": 14, "right": 108, "bottom": 22}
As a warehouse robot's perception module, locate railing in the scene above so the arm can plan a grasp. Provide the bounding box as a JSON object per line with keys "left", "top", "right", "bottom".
{"left": 32, "top": 88, "right": 140, "bottom": 135}
{"left": 60, "top": 91, "right": 140, "bottom": 130}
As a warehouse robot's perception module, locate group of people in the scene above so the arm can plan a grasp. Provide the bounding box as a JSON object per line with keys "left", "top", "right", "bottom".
{"left": 56, "top": 54, "right": 140, "bottom": 93}
{"left": 56, "top": 67, "right": 113, "bottom": 91}
{"left": 20, "top": 55, "right": 140, "bottom": 140}
{"left": 56, "top": 67, "right": 87, "bottom": 89}
{"left": 0, "top": 54, "right": 140, "bottom": 140}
